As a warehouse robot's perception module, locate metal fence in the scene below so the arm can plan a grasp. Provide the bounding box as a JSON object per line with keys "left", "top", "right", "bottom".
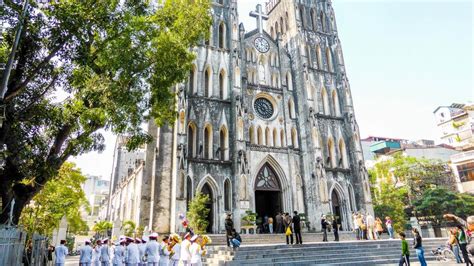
{"left": 0, "top": 226, "right": 27, "bottom": 266}
{"left": 30, "top": 233, "right": 49, "bottom": 265}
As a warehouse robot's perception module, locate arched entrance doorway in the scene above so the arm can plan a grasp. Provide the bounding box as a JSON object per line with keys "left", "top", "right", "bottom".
{"left": 331, "top": 189, "right": 343, "bottom": 229}
{"left": 254, "top": 163, "right": 282, "bottom": 228}
{"left": 201, "top": 183, "right": 214, "bottom": 233}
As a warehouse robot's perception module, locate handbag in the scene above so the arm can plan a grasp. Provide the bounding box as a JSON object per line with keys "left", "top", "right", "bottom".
{"left": 285, "top": 226, "right": 292, "bottom": 236}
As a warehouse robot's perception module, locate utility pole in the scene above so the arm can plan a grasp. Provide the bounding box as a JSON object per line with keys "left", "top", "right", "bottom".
{"left": 0, "top": 0, "right": 30, "bottom": 101}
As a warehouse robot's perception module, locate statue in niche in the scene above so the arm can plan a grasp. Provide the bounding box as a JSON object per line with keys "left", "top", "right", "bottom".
{"left": 258, "top": 60, "right": 265, "bottom": 84}
{"left": 238, "top": 150, "right": 249, "bottom": 174}
{"left": 239, "top": 175, "right": 247, "bottom": 200}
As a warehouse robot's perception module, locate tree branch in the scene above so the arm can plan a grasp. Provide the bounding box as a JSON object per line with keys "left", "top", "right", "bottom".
{"left": 16, "top": 75, "right": 58, "bottom": 116}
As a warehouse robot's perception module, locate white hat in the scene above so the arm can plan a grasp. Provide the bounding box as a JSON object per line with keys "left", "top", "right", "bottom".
{"left": 190, "top": 235, "right": 198, "bottom": 242}
{"left": 119, "top": 235, "right": 126, "bottom": 240}
{"left": 150, "top": 232, "right": 159, "bottom": 238}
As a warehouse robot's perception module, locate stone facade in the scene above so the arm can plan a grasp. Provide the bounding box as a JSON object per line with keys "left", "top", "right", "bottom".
{"left": 140, "top": 0, "right": 373, "bottom": 234}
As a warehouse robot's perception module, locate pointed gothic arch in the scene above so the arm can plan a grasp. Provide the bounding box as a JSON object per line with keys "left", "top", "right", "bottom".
{"left": 326, "top": 47, "right": 334, "bottom": 72}
{"left": 322, "top": 87, "right": 330, "bottom": 115}
{"left": 291, "top": 127, "right": 299, "bottom": 148}
{"left": 219, "top": 126, "right": 229, "bottom": 160}
{"left": 316, "top": 45, "right": 323, "bottom": 69}
{"left": 219, "top": 69, "right": 227, "bottom": 100}
{"left": 218, "top": 21, "right": 226, "bottom": 49}
{"left": 187, "top": 122, "right": 197, "bottom": 158}
{"left": 186, "top": 176, "right": 193, "bottom": 208}
{"left": 280, "top": 17, "right": 284, "bottom": 33}
{"left": 338, "top": 138, "right": 348, "bottom": 168}
{"left": 286, "top": 72, "right": 293, "bottom": 91}
{"left": 224, "top": 178, "right": 232, "bottom": 211}
{"left": 273, "top": 128, "right": 279, "bottom": 147}
{"left": 196, "top": 175, "right": 220, "bottom": 233}
{"left": 249, "top": 125, "right": 255, "bottom": 144}
{"left": 312, "top": 127, "right": 319, "bottom": 148}
{"left": 270, "top": 26, "right": 275, "bottom": 39}
{"left": 332, "top": 89, "right": 340, "bottom": 116}
{"left": 204, "top": 66, "right": 212, "bottom": 97}
{"left": 257, "top": 126, "right": 263, "bottom": 145}
{"left": 280, "top": 129, "right": 286, "bottom": 147}
{"left": 310, "top": 8, "right": 317, "bottom": 30}
{"left": 265, "top": 127, "right": 272, "bottom": 147}
{"left": 204, "top": 123, "right": 213, "bottom": 159}
{"left": 288, "top": 97, "right": 296, "bottom": 119}
{"left": 320, "top": 11, "right": 326, "bottom": 32}
{"left": 329, "top": 182, "right": 349, "bottom": 230}
{"left": 327, "top": 136, "right": 336, "bottom": 167}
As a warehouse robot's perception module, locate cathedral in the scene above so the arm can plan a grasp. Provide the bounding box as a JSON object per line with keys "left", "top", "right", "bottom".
{"left": 107, "top": 0, "right": 373, "bottom": 234}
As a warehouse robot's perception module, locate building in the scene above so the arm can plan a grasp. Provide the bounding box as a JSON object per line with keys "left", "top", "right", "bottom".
{"left": 433, "top": 103, "right": 474, "bottom": 150}
{"left": 81, "top": 175, "right": 110, "bottom": 229}
{"left": 450, "top": 150, "right": 474, "bottom": 194}
{"left": 108, "top": 0, "right": 373, "bottom": 234}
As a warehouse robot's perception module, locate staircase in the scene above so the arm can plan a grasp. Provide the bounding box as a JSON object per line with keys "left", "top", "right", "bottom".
{"left": 203, "top": 236, "right": 448, "bottom": 265}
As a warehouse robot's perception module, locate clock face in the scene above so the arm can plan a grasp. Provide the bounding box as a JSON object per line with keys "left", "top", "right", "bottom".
{"left": 254, "top": 98, "right": 274, "bottom": 119}
{"left": 254, "top": 37, "right": 270, "bottom": 53}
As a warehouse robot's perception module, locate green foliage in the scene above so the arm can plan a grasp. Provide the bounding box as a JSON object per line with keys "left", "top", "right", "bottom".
{"left": 186, "top": 192, "right": 210, "bottom": 234}
{"left": 0, "top": 0, "right": 212, "bottom": 224}
{"left": 122, "top": 220, "right": 137, "bottom": 237}
{"left": 413, "top": 187, "right": 474, "bottom": 225}
{"left": 93, "top": 221, "right": 113, "bottom": 238}
{"left": 19, "top": 162, "right": 89, "bottom": 237}
{"left": 241, "top": 210, "right": 257, "bottom": 226}
{"left": 369, "top": 154, "right": 455, "bottom": 231}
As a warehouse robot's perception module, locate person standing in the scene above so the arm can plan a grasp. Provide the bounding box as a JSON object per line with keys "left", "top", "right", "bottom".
{"left": 268, "top": 216, "right": 274, "bottom": 234}
{"left": 125, "top": 237, "right": 140, "bottom": 266}
{"left": 321, "top": 216, "right": 329, "bottom": 242}
{"left": 366, "top": 213, "right": 375, "bottom": 240}
{"left": 189, "top": 235, "right": 203, "bottom": 266}
{"left": 449, "top": 228, "right": 463, "bottom": 264}
{"left": 112, "top": 239, "right": 125, "bottom": 266}
{"left": 292, "top": 211, "right": 302, "bottom": 245}
{"left": 444, "top": 214, "right": 474, "bottom": 257}
{"left": 158, "top": 236, "right": 170, "bottom": 266}
{"left": 353, "top": 212, "right": 360, "bottom": 240}
{"left": 399, "top": 232, "right": 410, "bottom": 266}
{"left": 169, "top": 234, "right": 181, "bottom": 266}
{"left": 225, "top": 213, "right": 234, "bottom": 247}
{"left": 138, "top": 238, "right": 147, "bottom": 266}
{"left": 375, "top": 217, "right": 384, "bottom": 240}
{"left": 284, "top": 213, "right": 293, "bottom": 245}
{"left": 55, "top": 240, "right": 69, "bottom": 266}
{"left": 93, "top": 240, "right": 102, "bottom": 266}
{"left": 412, "top": 228, "right": 427, "bottom": 266}
{"left": 180, "top": 233, "right": 192, "bottom": 266}
{"left": 275, "top": 212, "right": 283, "bottom": 234}
{"left": 457, "top": 225, "right": 473, "bottom": 266}
{"left": 332, "top": 219, "right": 339, "bottom": 242}
{"left": 146, "top": 233, "right": 160, "bottom": 266}
{"left": 80, "top": 240, "right": 93, "bottom": 266}
{"left": 100, "top": 239, "right": 110, "bottom": 266}
{"left": 385, "top": 216, "right": 394, "bottom": 239}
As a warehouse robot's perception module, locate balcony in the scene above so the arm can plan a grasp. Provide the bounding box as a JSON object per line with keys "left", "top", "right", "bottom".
{"left": 370, "top": 141, "right": 401, "bottom": 155}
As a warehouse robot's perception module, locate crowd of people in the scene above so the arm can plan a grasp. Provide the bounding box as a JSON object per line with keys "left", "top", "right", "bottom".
{"left": 59, "top": 232, "right": 212, "bottom": 266}
{"left": 351, "top": 212, "right": 394, "bottom": 240}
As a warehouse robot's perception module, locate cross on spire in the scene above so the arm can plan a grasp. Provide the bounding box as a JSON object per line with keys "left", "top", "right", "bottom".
{"left": 249, "top": 4, "right": 268, "bottom": 34}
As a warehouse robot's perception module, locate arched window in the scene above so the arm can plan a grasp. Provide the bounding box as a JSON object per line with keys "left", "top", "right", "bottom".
{"left": 204, "top": 67, "right": 212, "bottom": 97}
{"left": 249, "top": 125, "right": 255, "bottom": 144}
{"left": 270, "top": 27, "right": 275, "bottom": 39}
{"left": 189, "top": 65, "right": 197, "bottom": 94}
{"left": 285, "top": 12, "right": 289, "bottom": 31}
{"left": 316, "top": 45, "right": 323, "bottom": 69}
{"left": 224, "top": 179, "right": 231, "bottom": 211}
{"left": 204, "top": 124, "right": 213, "bottom": 159}
{"left": 219, "top": 22, "right": 225, "bottom": 49}
{"left": 288, "top": 97, "right": 296, "bottom": 119}
{"left": 280, "top": 129, "right": 286, "bottom": 147}
{"left": 310, "top": 8, "right": 317, "bottom": 30}
{"left": 322, "top": 87, "right": 330, "bottom": 115}
{"left": 338, "top": 138, "right": 348, "bottom": 168}
{"left": 273, "top": 128, "right": 279, "bottom": 147}
{"left": 286, "top": 72, "right": 293, "bottom": 91}
{"left": 179, "top": 110, "right": 186, "bottom": 134}
{"left": 220, "top": 126, "right": 228, "bottom": 160}
{"left": 332, "top": 90, "right": 340, "bottom": 116}
{"left": 291, "top": 128, "right": 299, "bottom": 148}
{"left": 280, "top": 17, "right": 284, "bottom": 33}
{"left": 265, "top": 127, "right": 272, "bottom": 146}
{"left": 257, "top": 126, "right": 263, "bottom": 145}
{"left": 219, "top": 70, "right": 226, "bottom": 99}
{"left": 307, "top": 85, "right": 314, "bottom": 100}
{"left": 320, "top": 11, "right": 326, "bottom": 32}
{"left": 306, "top": 45, "right": 312, "bottom": 67}
{"left": 275, "top": 21, "right": 279, "bottom": 35}
{"left": 186, "top": 176, "right": 193, "bottom": 208}
{"left": 299, "top": 6, "right": 305, "bottom": 28}
{"left": 312, "top": 127, "right": 319, "bottom": 148}
{"left": 237, "top": 118, "right": 244, "bottom": 140}
{"left": 235, "top": 67, "right": 241, "bottom": 88}
{"left": 187, "top": 123, "right": 197, "bottom": 157}
{"left": 326, "top": 48, "right": 334, "bottom": 72}
{"left": 327, "top": 137, "right": 336, "bottom": 167}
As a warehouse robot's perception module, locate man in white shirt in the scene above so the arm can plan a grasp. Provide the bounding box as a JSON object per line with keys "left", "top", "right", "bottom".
{"left": 55, "top": 240, "right": 69, "bottom": 266}
{"left": 100, "top": 238, "right": 111, "bottom": 266}
{"left": 145, "top": 233, "right": 160, "bottom": 266}
{"left": 159, "top": 236, "right": 170, "bottom": 266}
{"left": 79, "top": 240, "right": 93, "bottom": 266}
{"left": 189, "top": 235, "right": 203, "bottom": 266}
{"left": 93, "top": 240, "right": 102, "bottom": 266}
{"left": 112, "top": 239, "right": 125, "bottom": 266}
{"left": 366, "top": 214, "right": 375, "bottom": 240}
{"left": 125, "top": 237, "right": 141, "bottom": 265}
{"left": 180, "top": 233, "right": 192, "bottom": 266}
{"left": 138, "top": 238, "right": 147, "bottom": 266}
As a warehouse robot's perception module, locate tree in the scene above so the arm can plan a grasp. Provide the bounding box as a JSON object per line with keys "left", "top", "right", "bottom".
{"left": 19, "top": 162, "right": 89, "bottom": 237}
{"left": 122, "top": 220, "right": 136, "bottom": 237}
{"left": 93, "top": 221, "right": 113, "bottom": 238}
{"left": 187, "top": 192, "right": 210, "bottom": 234}
{"left": 413, "top": 187, "right": 474, "bottom": 226}
{"left": 0, "top": 0, "right": 211, "bottom": 224}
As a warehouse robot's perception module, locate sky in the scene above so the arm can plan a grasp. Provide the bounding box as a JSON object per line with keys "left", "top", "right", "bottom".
{"left": 71, "top": 0, "right": 473, "bottom": 180}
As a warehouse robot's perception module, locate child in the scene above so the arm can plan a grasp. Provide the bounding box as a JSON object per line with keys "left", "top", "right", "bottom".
{"left": 399, "top": 232, "right": 410, "bottom": 266}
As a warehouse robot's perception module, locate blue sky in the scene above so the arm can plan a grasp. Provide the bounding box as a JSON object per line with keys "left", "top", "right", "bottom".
{"left": 72, "top": 0, "right": 473, "bottom": 179}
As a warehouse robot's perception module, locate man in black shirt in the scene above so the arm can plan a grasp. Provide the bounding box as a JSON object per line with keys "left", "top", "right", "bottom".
{"left": 293, "top": 211, "right": 303, "bottom": 244}
{"left": 225, "top": 213, "right": 234, "bottom": 247}
{"left": 321, "top": 215, "right": 329, "bottom": 242}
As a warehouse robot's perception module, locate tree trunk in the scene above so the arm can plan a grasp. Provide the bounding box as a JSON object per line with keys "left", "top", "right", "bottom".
{"left": 0, "top": 174, "right": 35, "bottom": 225}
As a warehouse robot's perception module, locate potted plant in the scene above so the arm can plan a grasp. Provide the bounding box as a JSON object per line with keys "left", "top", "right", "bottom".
{"left": 241, "top": 210, "right": 257, "bottom": 234}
